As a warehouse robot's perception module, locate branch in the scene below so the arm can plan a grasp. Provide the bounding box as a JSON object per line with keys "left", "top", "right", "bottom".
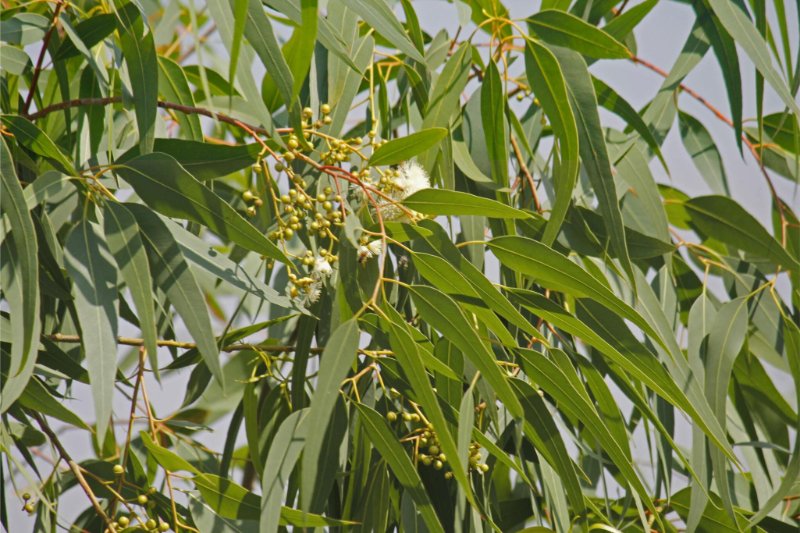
{"left": 22, "top": 1, "right": 65, "bottom": 115}
{"left": 630, "top": 55, "right": 789, "bottom": 245}
{"left": 24, "top": 96, "right": 280, "bottom": 138}
{"left": 33, "top": 413, "right": 117, "bottom": 532}
{"left": 45, "top": 333, "right": 321, "bottom": 354}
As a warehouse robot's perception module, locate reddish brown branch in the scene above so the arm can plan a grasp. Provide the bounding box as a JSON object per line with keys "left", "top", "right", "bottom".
{"left": 630, "top": 55, "right": 788, "bottom": 245}
{"left": 22, "top": 1, "right": 66, "bottom": 115}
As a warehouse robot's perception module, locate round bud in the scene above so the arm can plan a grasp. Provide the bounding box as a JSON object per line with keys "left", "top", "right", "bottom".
{"left": 137, "top": 495, "right": 148, "bottom": 505}
{"left": 283, "top": 228, "right": 294, "bottom": 238}
{"left": 24, "top": 503, "right": 34, "bottom": 514}
{"left": 324, "top": 186, "right": 333, "bottom": 195}
{"left": 428, "top": 445, "right": 440, "bottom": 455}
{"left": 433, "top": 460, "right": 443, "bottom": 470}
{"left": 117, "top": 516, "right": 130, "bottom": 527}
{"left": 246, "top": 206, "right": 257, "bottom": 217}
{"left": 323, "top": 116, "right": 332, "bottom": 124}
{"left": 113, "top": 465, "right": 124, "bottom": 475}
{"left": 159, "top": 523, "right": 170, "bottom": 532}
{"left": 145, "top": 519, "right": 157, "bottom": 530}
{"left": 22, "top": 492, "right": 31, "bottom": 500}
{"left": 402, "top": 412, "right": 412, "bottom": 421}
{"left": 386, "top": 411, "right": 397, "bottom": 422}
{"left": 283, "top": 151, "right": 295, "bottom": 162}
{"left": 281, "top": 195, "right": 291, "bottom": 204}
{"left": 421, "top": 455, "right": 432, "bottom": 466}
{"left": 321, "top": 103, "right": 331, "bottom": 115}
{"left": 317, "top": 193, "right": 327, "bottom": 202}
{"left": 242, "top": 190, "right": 255, "bottom": 202}
{"left": 302, "top": 107, "right": 313, "bottom": 118}
{"left": 274, "top": 163, "right": 285, "bottom": 171}
{"left": 516, "top": 92, "right": 524, "bottom": 101}
{"left": 438, "top": 453, "right": 447, "bottom": 462}
{"left": 254, "top": 198, "right": 264, "bottom": 207}
{"left": 410, "top": 413, "right": 420, "bottom": 423}
{"left": 444, "top": 471, "right": 454, "bottom": 479}
{"left": 287, "top": 138, "right": 299, "bottom": 150}
{"left": 479, "top": 463, "right": 490, "bottom": 473}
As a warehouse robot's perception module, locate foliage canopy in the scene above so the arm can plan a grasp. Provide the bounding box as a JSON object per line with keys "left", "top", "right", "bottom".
{"left": 1, "top": 0, "right": 799, "bottom": 531}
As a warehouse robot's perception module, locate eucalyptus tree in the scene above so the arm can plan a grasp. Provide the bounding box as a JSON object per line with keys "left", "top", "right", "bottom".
{"left": 1, "top": 1, "right": 799, "bottom": 532}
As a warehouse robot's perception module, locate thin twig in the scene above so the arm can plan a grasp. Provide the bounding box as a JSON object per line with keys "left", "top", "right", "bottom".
{"left": 33, "top": 413, "right": 117, "bottom": 532}
{"left": 630, "top": 55, "right": 788, "bottom": 243}
{"left": 510, "top": 134, "right": 542, "bottom": 213}
{"left": 22, "top": 1, "right": 65, "bottom": 115}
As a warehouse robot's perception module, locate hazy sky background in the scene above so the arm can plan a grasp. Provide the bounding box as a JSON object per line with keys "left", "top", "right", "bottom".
{"left": 7, "top": 0, "right": 799, "bottom": 529}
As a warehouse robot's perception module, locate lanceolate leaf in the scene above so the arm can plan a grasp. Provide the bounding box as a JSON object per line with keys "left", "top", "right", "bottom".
{"left": 339, "top": 0, "right": 424, "bottom": 63}
{"left": 481, "top": 61, "right": 509, "bottom": 187}
{"left": 116, "top": 3, "right": 157, "bottom": 154}
{"left": 102, "top": 202, "right": 159, "bottom": 376}
{"left": 300, "top": 319, "right": 359, "bottom": 509}
{"left": 63, "top": 220, "right": 118, "bottom": 440}
{"left": 369, "top": 128, "right": 448, "bottom": 166}
{"left": 552, "top": 46, "right": 634, "bottom": 285}
{"left": 684, "top": 195, "right": 800, "bottom": 270}
{"left": 706, "top": 0, "right": 800, "bottom": 119}
{"left": 354, "top": 404, "right": 445, "bottom": 533}
{"left": 524, "top": 40, "right": 579, "bottom": 245}
{"left": 678, "top": 111, "right": 730, "bottom": 195}
{"left": 244, "top": 0, "right": 295, "bottom": 107}
{"left": 403, "top": 189, "right": 532, "bottom": 219}
{"left": 115, "top": 153, "right": 289, "bottom": 263}
{"left": 126, "top": 204, "right": 223, "bottom": 384}
{"left": 0, "top": 138, "right": 39, "bottom": 385}
{"left": 529, "top": 10, "right": 630, "bottom": 59}
{"left": 0, "top": 115, "right": 76, "bottom": 175}
{"left": 157, "top": 57, "right": 203, "bottom": 141}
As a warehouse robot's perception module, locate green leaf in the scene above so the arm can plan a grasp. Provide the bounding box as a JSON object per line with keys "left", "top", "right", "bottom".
{"left": 118, "top": 139, "right": 261, "bottom": 180}
{"left": 261, "top": 410, "right": 306, "bottom": 533}
{"left": 602, "top": 0, "right": 658, "bottom": 42}
{"left": 102, "top": 202, "right": 159, "bottom": 377}
{"left": 706, "top": 0, "right": 800, "bottom": 119}
{"left": 509, "top": 379, "right": 587, "bottom": 513}
{"left": 116, "top": 4, "right": 158, "bottom": 154}
{"left": 244, "top": 0, "right": 294, "bottom": 107}
{"left": 54, "top": 13, "right": 116, "bottom": 60}
{"left": 488, "top": 236, "right": 661, "bottom": 344}
{"left": 369, "top": 128, "right": 448, "bottom": 166}
{"left": 115, "top": 153, "right": 288, "bottom": 264}
{"left": 528, "top": 10, "right": 630, "bottom": 59}
{"left": 552, "top": 46, "right": 634, "bottom": 285}
{"left": 0, "top": 43, "right": 30, "bottom": 75}
{"left": 678, "top": 111, "right": 730, "bottom": 195}
{"left": 705, "top": 297, "right": 749, "bottom": 519}
{"left": 481, "top": 61, "right": 509, "bottom": 187}
{"left": 300, "top": 319, "right": 359, "bottom": 508}
{"left": 409, "top": 285, "right": 524, "bottom": 418}
{"left": 228, "top": 0, "right": 249, "bottom": 95}
{"left": 524, "top": 40, "right": 579, "bottom": 245}
{"left": 684, "top": 195, "right": 800, "bottom": 270}
{"left": 19, "top": 378, "right": 89, "bottom": 430}
{"left": 403, "top": 189, "right": 532, "bottom": 219}
{"left": 284, "top": 0, "right": 318, "bottom": 98}
{"left": 591, "top": 76, "right": 667, "bottom": 171}
{"left": 0, "top": 138, "right": 39, "bottom": 384}
{"left": 126, "top": 204, "right": 222, "bottom": 384}
{"left": 354, "top": 404, "right": 445, "bottom": 533}
{"left": 339, "top": 0, "right": 424, "bottom": 63}
{"left": 157, "top": 57, "right": 204, "bottom": 141}
{"left": 196, "top": 472, "right": 352, "bottom": 526}
{"left": 382, "top": 306, "right": 474, "bottom": 506}
{"left": 141, "top": 432, "right": 200, "bottom": 474}
{"left": 0, "top": 115, "right": 75, "bottom": 175}
{"left": 419, "top": 43, "right": 472, "bottom": 171}
{"left": 64, "top": 220, "right": 118, "bottom": 440}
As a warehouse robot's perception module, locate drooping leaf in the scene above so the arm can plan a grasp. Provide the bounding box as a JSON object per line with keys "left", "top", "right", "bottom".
{"left": 524, "top": 40, "right": 579, "bottom": 245}
{"left": 529, "top": 10, "right": 630, "bottom": 59}
{"left": 63, "top": 220, "right": 118, "bottom": 439}
{"left": 369, "top": 128, "right": 448, "bottom": 167}
{"left": 354, "top": 404, "right": 445, "bottom": 533}
{"left": 115, "top": 153, "right": 289, "bottom": 263}
{"left": 403, "top": 189, "right": 532, "bottom": 219}
{"left": 116, "top": 3, "right": 158, "bottom": 154}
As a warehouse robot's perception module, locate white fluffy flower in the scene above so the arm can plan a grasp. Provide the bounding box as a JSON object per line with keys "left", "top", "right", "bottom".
{"left": 378, "top": 160, "right": 430, "bottom": 221}
{"left": 358, "top": 239, "right": 383, "bottom": 262}
{"left": 312, "top": 256, "right": 333, "bottom": 278}
{"left": 394, "top": 161, "right": 430, "bottom": 198}
{"left": 295, "top": 281, "right": 322, "bottom": 307}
